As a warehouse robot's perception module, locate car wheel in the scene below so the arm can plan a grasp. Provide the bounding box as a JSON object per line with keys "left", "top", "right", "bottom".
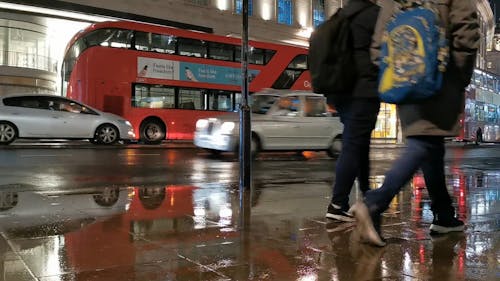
{"left": 94, "top": 124, "right": 119, "bottom": 145}
{"left": 140, "top": 120, "right": 165, "bottom": 145}
{"left": 0, "top": 191, "right": 18, "bottom": 211}
{"left": 327, "top": 135, "right": 342, "bottom": 158}
{"left": 93, "top": 187, "right": 120, "bottom": 207}
{"left": 0, "top": 122, "right": 18, "bottom": 145}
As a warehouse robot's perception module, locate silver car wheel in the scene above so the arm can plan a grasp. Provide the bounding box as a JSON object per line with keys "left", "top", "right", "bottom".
{"left": 95, "top": 125, "right": 118, "bottom": 144}
{"left": 0, "top": 191, "right": 18, "bottom": 211}
{"left": 93, "top": 187, "right": 120, "bottom": 207}
{"left": 0, "top": 123, "right": 17, "bottom": 144}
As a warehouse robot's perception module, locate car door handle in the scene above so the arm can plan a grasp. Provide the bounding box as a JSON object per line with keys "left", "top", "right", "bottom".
{"left": 52, "top": 116, "right": 59, "bottom": 119}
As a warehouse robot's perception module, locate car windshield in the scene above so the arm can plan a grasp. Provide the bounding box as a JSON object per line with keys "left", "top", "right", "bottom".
{"left": 250, "top": 95, "right": 278, "bottom": 114}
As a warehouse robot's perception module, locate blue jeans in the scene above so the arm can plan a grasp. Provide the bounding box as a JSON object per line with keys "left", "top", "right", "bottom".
{"left": 330, "top": 97, "right": 380, "bottom": 210}
{"left": 364, "top": 136, "right": 454, "bottom": 216}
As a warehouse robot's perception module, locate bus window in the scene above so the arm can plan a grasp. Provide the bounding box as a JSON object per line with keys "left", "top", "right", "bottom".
{"left": 62, "top": 38, "right": 86, "bottom": 82}
{"left": 234, "top": 46, "right": 274, "bottom": 65}
{"left": 271, "top": 54, "right": 308, "bottom": 89}
{"left": 151, "top": 33, "right": 176, "bottom": 54}
{"left": 106, "top": 29, "right": 133, "bottom": 48}
{"left": 265, "top": 50, "right": 276, "bottom": 64}
{"left": 85, "top": 29, "right": 115, "bottom": 47}
{"left": 208, "top": 42, "right": 235, "bottom": 61}
{"left": 134, "top": 31, "right": 151, "bottom": 51}
{"left": 179, "top": 88, "right": 205, "bottom": 109}
{"left": 178, "top": 38, "right": 207, "bottom": 58}
{"left": 234, "top": 93, "right": 242, "bottom": 111}
{"left": 249, "top": 47, "right": 265, "bottom": 65}
{"left": 149, "top": 86, "right": 175, "bottom": 108}
{"left": 85, "top": 28, "right": 132, "bottom": 48}
{"left": 132, "top": 84, "right": 175, "bottom": 109}
{"left": 207, "top": 90, "right": 233, "bottom": 111}
{"left": 272, "top": 69, "right": 303, "bottom": 89}
{"left": 288, "top": 54, "right": 308, "bottom": 69}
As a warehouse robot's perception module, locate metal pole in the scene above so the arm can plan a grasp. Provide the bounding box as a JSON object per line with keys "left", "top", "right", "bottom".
{"left": 239, "top": 0, "right": 251, "bottom": 190}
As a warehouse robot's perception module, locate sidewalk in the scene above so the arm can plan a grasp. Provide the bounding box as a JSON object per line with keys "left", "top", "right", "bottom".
{"left": 1, "top": 178, "right": 497, "bottom": 280}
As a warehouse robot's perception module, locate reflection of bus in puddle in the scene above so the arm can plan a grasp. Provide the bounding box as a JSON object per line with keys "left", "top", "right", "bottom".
{"left": 63, "top": 185, "right": 239, "bottom": 276}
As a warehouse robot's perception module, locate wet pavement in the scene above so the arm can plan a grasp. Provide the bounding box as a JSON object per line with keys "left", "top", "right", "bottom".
{"left": 0, "top": 146, "right": 498, "bottom": 280}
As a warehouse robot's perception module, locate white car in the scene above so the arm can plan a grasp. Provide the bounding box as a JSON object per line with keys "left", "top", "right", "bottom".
{"left": 0, "top": 94, "right": 136, "bottom": 145}
{"left": 0, "top": 187, "right": 133, "bottom": 235}
{"left": 194, "top": 90, "right": 343, "bottom": 158}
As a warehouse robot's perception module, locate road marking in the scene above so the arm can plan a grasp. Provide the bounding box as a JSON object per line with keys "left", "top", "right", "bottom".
{"left": 20, "top": 154, "right": 73, "bottom": 157}
{"left": 118, "top": 153, "right": 161, "bottom": 156}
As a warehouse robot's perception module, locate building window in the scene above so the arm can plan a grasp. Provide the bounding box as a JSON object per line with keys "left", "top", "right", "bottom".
{"left": 312, "top": 0, "right": 325, "bottom": 27}
{"left": 277, "top": 0, "right": 293, "bottom": 25}
{"left": 235, "top": 0, "right": 253, "bottom": 16}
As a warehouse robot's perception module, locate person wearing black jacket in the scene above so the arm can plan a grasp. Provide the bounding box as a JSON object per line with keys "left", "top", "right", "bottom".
{"left": 325, "top": 0, "right": 381, "bottom": 222}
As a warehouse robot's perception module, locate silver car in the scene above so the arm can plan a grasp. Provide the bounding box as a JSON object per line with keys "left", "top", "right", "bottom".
{"left": 0, "top": 94, "right": 136, "bottom": 145}
{"left": 194, "top": 90, "right": 343, "bottom": 158}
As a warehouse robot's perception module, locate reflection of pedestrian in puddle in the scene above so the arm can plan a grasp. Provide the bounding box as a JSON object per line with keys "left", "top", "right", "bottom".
{"left": 138, "top": 65, "right": 148, "bottom": 77}
{"left": 185, "top": 66, "right": 198, "bottom": 81}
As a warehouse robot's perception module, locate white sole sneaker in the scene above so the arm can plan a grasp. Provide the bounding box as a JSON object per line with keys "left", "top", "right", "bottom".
{"left": 429, "top": 223, "right": 465, "bottom": 234}
{"left": 350, "top": 202, "right": 386, "bottom": 247}
{"left": 325, "top": 213, "right": 356, "bottom": 222}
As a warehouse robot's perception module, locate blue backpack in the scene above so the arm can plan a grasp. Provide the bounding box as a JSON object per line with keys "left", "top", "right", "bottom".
{"left": 378, "top": 1, "right": 449, "bottom": 104}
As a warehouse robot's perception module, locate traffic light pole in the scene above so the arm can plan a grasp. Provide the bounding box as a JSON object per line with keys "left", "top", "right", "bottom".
{"left": 239, "top": 0, "right": 251, "bottom": 191}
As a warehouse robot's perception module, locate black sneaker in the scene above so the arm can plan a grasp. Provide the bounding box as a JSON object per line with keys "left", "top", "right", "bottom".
{"left": 430, "top": 214, "right": 465, "bottom": 234}
{"left": 325, "top": 203, "right": 355, "bottom": 222}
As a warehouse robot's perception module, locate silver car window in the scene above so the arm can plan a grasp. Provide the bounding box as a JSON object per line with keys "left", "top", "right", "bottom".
{"left": 271, "top": 96, "right": 300, "bottom": 116}
{"left": 304, "top": 96, "right": 328, "bottom": 117}
{"left": 250, "top": 95, "right": 278, "bottom": 114}
{"left": 3, "top": 96, "right": 47, "bottom": 110}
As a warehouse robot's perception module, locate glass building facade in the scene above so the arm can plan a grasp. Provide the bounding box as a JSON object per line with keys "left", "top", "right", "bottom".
{"left": 0, "top": 12, "right": 57, "bottom": 95}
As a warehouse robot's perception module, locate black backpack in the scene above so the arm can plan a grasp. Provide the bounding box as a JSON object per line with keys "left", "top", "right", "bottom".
{"left": 309, "top": 8, "right": 359, "bottom": 95}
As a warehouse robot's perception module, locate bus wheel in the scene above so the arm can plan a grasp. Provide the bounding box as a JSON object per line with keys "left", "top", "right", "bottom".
{"left": 140, "top": 120, "right": 165, "bottom": 145}
{"left": 94, "top": 124, "right": 119, "bottom": 145}
{"left": 0, "top": 121, "right": 18, "bottom": 145}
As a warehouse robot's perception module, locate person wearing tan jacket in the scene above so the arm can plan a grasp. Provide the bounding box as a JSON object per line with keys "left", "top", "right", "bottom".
{"left": 351, "top": 0, "right": 480, "bottom": 247}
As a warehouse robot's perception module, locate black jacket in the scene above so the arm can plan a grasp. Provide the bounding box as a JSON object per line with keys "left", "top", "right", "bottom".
{"left": 342, "top": 0, "right": 380, "bottom": 98}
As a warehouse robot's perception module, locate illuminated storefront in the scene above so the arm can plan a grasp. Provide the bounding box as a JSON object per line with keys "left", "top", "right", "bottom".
{"left": 463, "top": 70, "right": 500, "bottom": 142}
{"left": 372, "top": 103, "right": 398, "bottom": 140}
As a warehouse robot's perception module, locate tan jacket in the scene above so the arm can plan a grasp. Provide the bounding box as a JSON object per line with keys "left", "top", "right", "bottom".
{"left": 371, "top": 0, "right": 480, "bottom": 137}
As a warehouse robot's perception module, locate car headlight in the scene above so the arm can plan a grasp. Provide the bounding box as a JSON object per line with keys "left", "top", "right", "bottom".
{"left": 220, "top": 122, "right": 235, "bottom": 134}
{"left": 196, "top": 119, "right": 209, "bottom": 130}
{"left": 118, "top": 119, "right": 132, "bottom": 126}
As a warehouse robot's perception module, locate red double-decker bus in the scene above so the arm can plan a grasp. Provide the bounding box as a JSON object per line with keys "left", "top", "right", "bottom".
{"left": 62, "top": 21, "right": 311, "bottom": 144}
